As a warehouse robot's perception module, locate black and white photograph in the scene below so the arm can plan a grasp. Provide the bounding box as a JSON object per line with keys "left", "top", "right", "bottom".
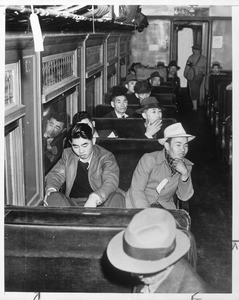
{"left": 1, "top": 2, "right": 239, "bottom": 300}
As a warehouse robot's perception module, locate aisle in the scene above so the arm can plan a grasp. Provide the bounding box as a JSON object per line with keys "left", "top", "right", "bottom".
{"left": 177, "top": 88, "right": 232, "bottom": 292}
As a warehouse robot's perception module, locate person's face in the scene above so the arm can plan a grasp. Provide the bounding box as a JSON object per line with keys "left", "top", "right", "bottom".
{"left": 125, "top": 80, "right": 137, "bottom": 93}
{"left": 46, "top": 118, "right": 65, "bottom": 138}
{"left": 150, "top": 77, "right": 161, "bottom": 86}
{"left": 142, "top": 107, "right": 162, "bottom": 124}
{"left": 136, "top": 92, "right": 151, "bottom": 102}
{"left": 111, "top": 95, "right": 128, "bottom": 115}
{"left": 70, "top": 137, "right": 95, "bottom": 161}
{"left": 211, "top": 65, "right": 220, "bottom": 74}
{"left": 192, "top": 49, "right": 201, "bottom": 55}
{"left": 168, "top": 66, "right": 177, "bottom": 76}
{"left": 165, "top": 137, "right": 189, "bottom": 159}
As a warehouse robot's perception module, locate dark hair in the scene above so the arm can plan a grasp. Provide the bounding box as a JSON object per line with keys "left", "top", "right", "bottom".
{"left": 72, "top": 111, "right": 92, "bottom": 125}
{"left": 50, "top": 111, "right": 68, "bottom": 128}
{"left": 68, "top": 123, "right": 93, "bottom": 142}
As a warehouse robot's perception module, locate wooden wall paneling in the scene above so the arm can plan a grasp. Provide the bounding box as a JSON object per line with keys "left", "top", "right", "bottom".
{"left": 21, "top": 54, "right": 44, "bottom": 205}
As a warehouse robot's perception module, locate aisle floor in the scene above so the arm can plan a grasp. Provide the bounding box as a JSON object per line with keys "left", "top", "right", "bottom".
{"left": 177, "top": 88, "right": 232, "bottom": 293}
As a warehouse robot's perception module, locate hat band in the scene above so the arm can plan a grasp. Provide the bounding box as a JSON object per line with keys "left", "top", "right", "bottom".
{"left": 123, "top": 234, "right": 176, "bottom": 261}
{"left": 142, "top": 103, "right": 160, "bottom": 110}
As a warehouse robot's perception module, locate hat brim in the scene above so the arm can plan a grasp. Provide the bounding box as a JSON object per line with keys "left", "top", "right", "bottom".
{"left": 136, "top": 106, "right": 166, "bottom": 114}
{"left": 158, "top": 134, "right": 195, "bottom": 145}
{"left": 107, "top": 229, "right": 190, "bottom": 274}
{"left": 168, "top": 65, "right": 180, "bottom": 70}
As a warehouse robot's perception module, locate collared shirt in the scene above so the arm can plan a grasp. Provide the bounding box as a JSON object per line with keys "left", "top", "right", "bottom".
{"left": 78, "top": 151, "right": 93, "bottom": 169}
{"left": 140, "top": 265, "right": 174, "bottom": 293}
{"left": 115, "top": 111, "right": 129, "bottom": 118}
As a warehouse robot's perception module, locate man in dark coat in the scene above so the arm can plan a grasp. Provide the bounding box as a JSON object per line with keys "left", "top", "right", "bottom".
{"left": 104, "top": 86, "right": 136, "bottom": 118}
{"left": 107, "top": 208, "right": 212, "bottom": 293}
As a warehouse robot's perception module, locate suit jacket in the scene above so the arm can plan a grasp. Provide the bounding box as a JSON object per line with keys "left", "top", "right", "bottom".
{"left": 133, "top": 258, "right": 211, "bottom": 293}
{"left": 126, "top": 93, "right": 140, "bottom": 105}
{"left": 125, "top": 150, "right": 194, "bottom": 209}
{"left": 103, "top": 109, "right": 136, "bottom": 118}
{"left": 45, "top": 144, "right": 119, "bottom": 202}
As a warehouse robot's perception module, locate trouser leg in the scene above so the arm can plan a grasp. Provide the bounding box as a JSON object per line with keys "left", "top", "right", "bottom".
{"left": 101, "top": 191, "right": 126, "bottom": 208}
{"left": 46, "top": 192, "right": 76, "bottom": 207}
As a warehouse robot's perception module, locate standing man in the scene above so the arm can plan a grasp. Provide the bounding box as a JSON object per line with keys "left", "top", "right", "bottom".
{"left": 107, "top": 208, "right": 211, "bottom": 293}
{"left": 167, "top": 60, "right": 181, "bottom": 98}
{"left": 45, "top": 123, "right": 125, "bottom": 208}
{"left": 135, "top": 97, "right": 163, "bottom": 139}
{"left": 125, "top": 123, "right": 195, "bottom": 209}
{"left": 184, "top": 44, "right": 207, "bottom": 111}
{"left": 43, "top": 111, "right": 68, "bottom": 173}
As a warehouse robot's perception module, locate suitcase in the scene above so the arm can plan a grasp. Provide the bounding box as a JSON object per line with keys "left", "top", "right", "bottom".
{"left": 5, "top": 206, "right": 195, "bottom": 292}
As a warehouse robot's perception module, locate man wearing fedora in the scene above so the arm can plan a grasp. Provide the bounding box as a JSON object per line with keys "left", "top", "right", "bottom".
{"left": 103, "top": 85, "right": 136, "bottom": 118}
{"left": 134, "top": 80, "right": 152, "bottom": 104}
{"left": 167, "top": 60, "right": 181, "bottom": 98}
{"left": 124, "top": 73, "right": 139, "bottom": 104}
{"left": 107, "top": 208, "right": 210, "bottom": 293}
{"left": 183, "top": 44, "right": 207, "bottom": 112}
{"left": 125, "top": 122, "right": 195, "bottom": 209}
{"left": 135, "top": 96, "right": 163, "bottom": 139}
{"left": 149, "top": 71, "right": 164, "bottom": 87}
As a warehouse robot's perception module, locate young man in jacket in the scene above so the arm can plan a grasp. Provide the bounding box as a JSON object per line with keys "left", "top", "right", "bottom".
{"left": 125, "top": 123, "right": 195, "bottom": 209}
{"left": 45, "top": 123, "right": 124, "bottom": 208}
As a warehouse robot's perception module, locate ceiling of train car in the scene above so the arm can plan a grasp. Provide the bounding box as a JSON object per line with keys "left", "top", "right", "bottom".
{"left": 5, "top": 5, "right": 148, "bottom": 33}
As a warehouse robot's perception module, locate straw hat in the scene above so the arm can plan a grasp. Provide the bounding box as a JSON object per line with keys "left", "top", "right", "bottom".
{"left": 158, "top": 123, "right": 195, "bottom": 145}
{"left": 107, "top": 208, "right": 190, "bottom": 274}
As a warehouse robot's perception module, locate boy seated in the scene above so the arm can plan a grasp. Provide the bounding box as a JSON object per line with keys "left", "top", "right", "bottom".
{"left": 104, "top": 86, "right": 136, "bottom": 118}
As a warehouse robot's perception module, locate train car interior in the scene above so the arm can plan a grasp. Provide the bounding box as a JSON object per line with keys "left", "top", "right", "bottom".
{"left": 3, "top": 4, "right": 236, "bottom": 296}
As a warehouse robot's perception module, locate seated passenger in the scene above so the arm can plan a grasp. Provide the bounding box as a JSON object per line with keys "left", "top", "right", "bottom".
{"left": 205, "top": 61, "right": 225, "bottom": 93}
{"left": 135, "top": 97, "right": 163, "bottom": 139}
{"left": 149, "top": 71, "right": 164, "bottom": 87}
{"left": 134, "top": 80, "right": 152, "bottom": 104}
{"left": 124, "top": 74, "right": 139, "bottom": 104}
{"left": 103, "top": 86, "right": 136, "bottom": 118}
{"left": 128, "top": 62, "right": 143, "bottom": 75}
{"left": 107, "top": 208, "right": 211, "bottom": 293}
{"left": 43, "top": 111, "right": 68, "bottom": 174}
{"left": 44, "top": 123, "right": 125, "bottom": 208}
{"left": 72, "top": 111, "right": 117, "bottom": 138}
{"left": 125, "top": 123, "right": 195, "bottom": 209}
{"left": 166, "top": 60, "right": 181, "bottom": 97}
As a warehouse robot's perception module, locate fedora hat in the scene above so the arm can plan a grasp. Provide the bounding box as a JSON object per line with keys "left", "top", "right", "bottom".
{"left": 134, "top": 80, "right": 152, "bottom": 94}
{"left": 158, "top": 123, "right": 195, "bottom": 145}
{"left": 211, "top": 61, "right": 221, "bottom": 67}
{"left": 192, "top": 44, "right": 201, "bottom": 51}
{"left": 168, "top": 60, "right": 180, "bottom": 70}
{"left": 135, "top": 97, "right": 164, "bottom": 114}
{"left": 107, "top": 208, "right": 190, "bottom": 274}
{"left": 125, "top": 73, "right": 137, "bottom": 84}
{"left": 150, "top": 71, "right": 161, "bottom": 79}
